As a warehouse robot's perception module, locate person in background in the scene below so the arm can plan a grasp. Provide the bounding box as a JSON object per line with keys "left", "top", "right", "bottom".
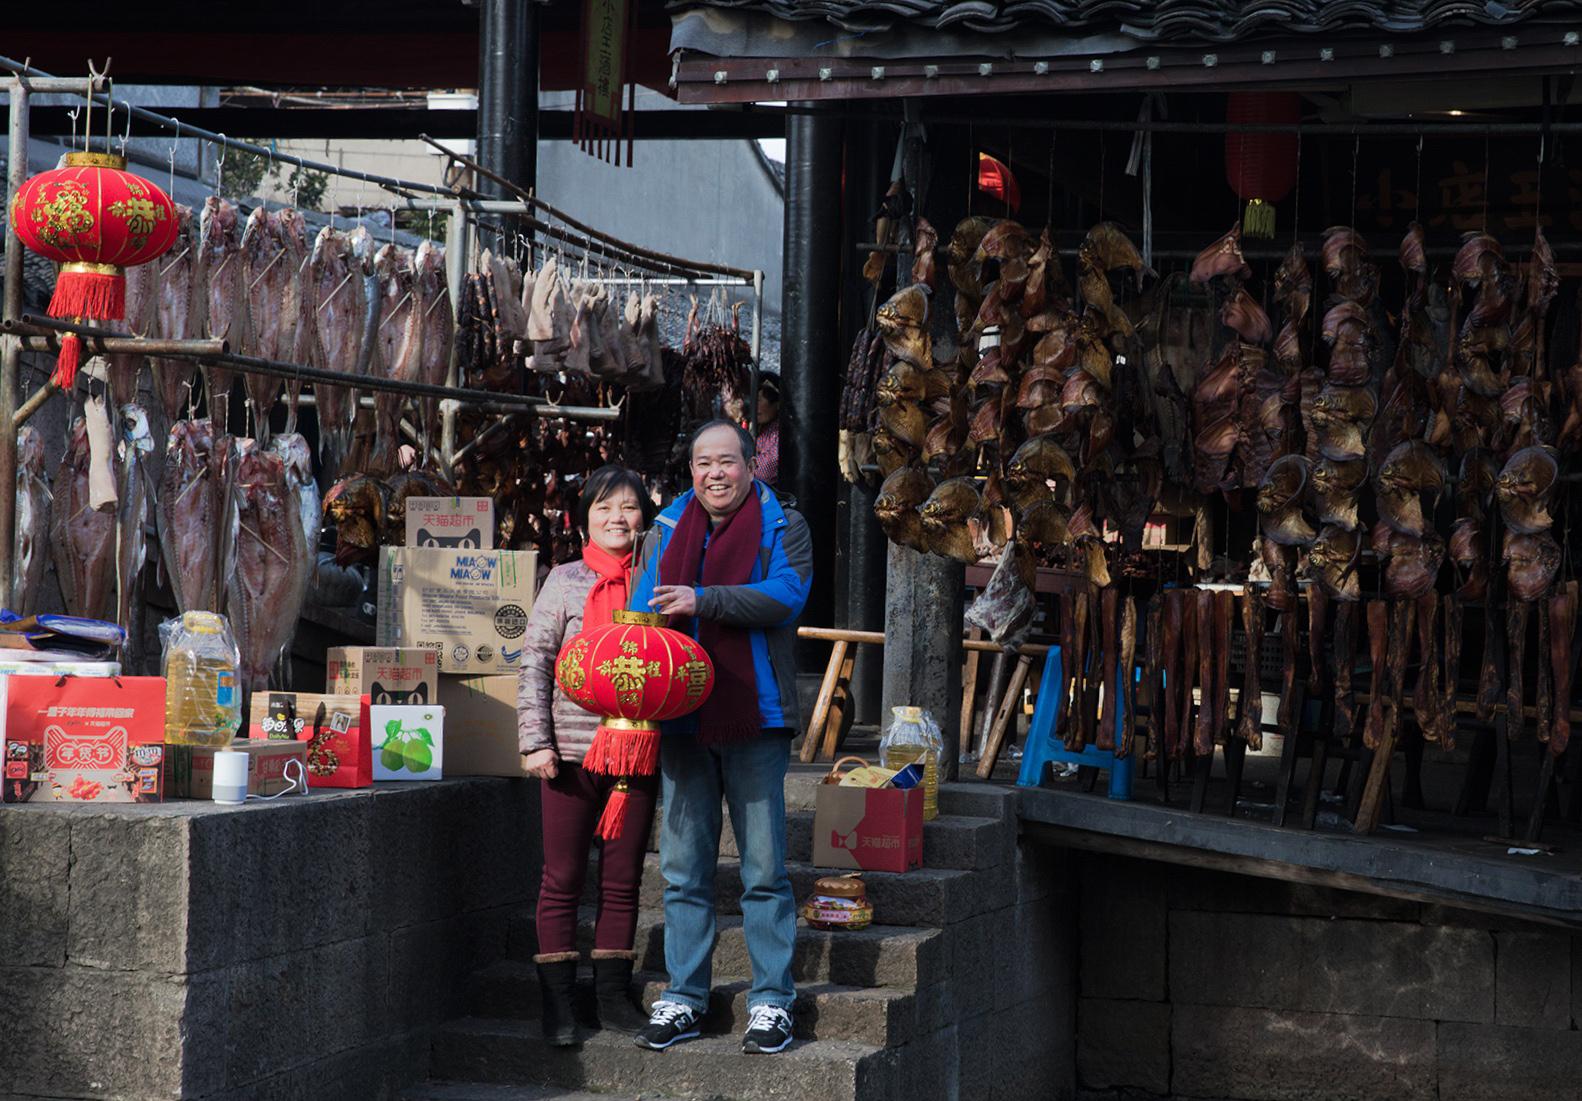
{"left": 628, "top": 420, "right": 812, "bottom": 1056}
{"left": 517, "top": 465, "right": 657, "bottom": 1046}
{"left": 754, "top": 375, "right": 781, "bottom": 487}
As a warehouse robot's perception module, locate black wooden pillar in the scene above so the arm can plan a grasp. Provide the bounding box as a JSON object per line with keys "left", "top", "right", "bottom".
{"left": 781, "top": 104, "right": 843, "bottom": 662}
{"left": 476, "top": 0, "right": 538, "bottom": 249}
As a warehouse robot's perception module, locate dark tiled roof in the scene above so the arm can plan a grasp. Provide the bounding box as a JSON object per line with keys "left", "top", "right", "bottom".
{"left": 671, "top": 1, "right": 1576, "bottom": 42}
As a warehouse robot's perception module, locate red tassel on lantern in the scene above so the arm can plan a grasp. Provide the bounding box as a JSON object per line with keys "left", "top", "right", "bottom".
{"left": 596, "top": 777, "right": 636, "bottom": 840}
{"left": 9, "top": 152, "right": 178, "bottom": 387}
{"left": 1225, "top": 92, "right": 1301, "bottom": 239}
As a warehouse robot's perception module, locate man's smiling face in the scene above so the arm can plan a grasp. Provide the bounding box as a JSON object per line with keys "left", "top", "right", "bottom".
{"left": 690, "top": 424, "right": 755, "bottom": 522}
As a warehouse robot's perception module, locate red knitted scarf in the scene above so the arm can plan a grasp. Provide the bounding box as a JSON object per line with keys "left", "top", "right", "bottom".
{"left": 659, "top": 491, "right": 763, "bottom": 745}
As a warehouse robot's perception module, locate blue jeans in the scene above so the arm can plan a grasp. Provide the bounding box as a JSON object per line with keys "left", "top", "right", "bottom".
{"left": 658, "top": 731, "right": 796, "bottom": 1013}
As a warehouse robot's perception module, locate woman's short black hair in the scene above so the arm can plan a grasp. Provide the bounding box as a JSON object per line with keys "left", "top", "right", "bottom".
{"left": 577, "top": 464, "right": 655, "bottom": 533}
{"left": 758, "top": 374, "right": 780, "bottom": 403}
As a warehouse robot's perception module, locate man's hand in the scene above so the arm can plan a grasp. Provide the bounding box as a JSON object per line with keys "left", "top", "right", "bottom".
{"left": 522, "top": 748, "right": 559, "bottom": 780}
{"left": 650, "top": 585, "right": 698, "bottom": 617}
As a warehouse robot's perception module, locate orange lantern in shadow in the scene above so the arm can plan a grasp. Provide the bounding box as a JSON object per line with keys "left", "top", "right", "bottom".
{"left": 555, "top": 608, "right": 714, "bottom": 838}
{"left": 9, "top": 152, "right": 178, "bottom": 387}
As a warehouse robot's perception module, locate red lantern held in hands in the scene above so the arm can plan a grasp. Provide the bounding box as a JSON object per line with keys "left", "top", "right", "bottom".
{"left": 1225, "top": 92, "right": 1301, "bottom": 239}
{"left": 9, "top": 152, "right": 178, "bottom": 388}
{"left": 554, "top": 609, "right": 714, "bottom": 839}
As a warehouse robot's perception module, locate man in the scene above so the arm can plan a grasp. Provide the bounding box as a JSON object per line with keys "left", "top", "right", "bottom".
{"left": 627, "top": 420, "right": 812, "bottom": 1055}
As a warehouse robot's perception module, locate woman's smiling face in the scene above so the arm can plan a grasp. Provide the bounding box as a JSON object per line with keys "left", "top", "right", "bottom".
{"left": 586, "top": 484, "right": 644, "bottom": 555}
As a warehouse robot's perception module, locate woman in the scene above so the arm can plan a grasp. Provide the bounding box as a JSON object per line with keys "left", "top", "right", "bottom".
{"left": 754, "top": 375, "right": 781, "bottom": 486}
{"left": 518, "top": 464, "right": 657, "bottom": 1045}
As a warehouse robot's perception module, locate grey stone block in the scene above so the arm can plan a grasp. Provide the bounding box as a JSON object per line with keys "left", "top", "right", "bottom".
{"left": 895, "top": 1023, "right": 958, "bottom": 1101}
{"left": 0, "top": 811, "right": 68, "bottom": 966}
{"left": 1077, "top": 998, "right": 1169, "bottom": 1095}
{"left": 1438, "top": 1020, "right": 1582, "bottom": 1100}
{"left": 937, "top": 782, "right": 1017, "bottom": 820}
{"left": 1170, "top": 910, "right": 1494, "bottom": 1024}
{"left": 389, "top": 909, "right": 513, "bottom": 1032}
{"left": 1010, "top": 837, "right": 1071, "bottom": 903}
{"left": 1080, "top": 853, "right": 1165, "bottom": 1001}
{"left": 1173, "top": 1004, "right": 1436, "bottom": 1101}
{"left": 66, "top": 813, "right": 191, "bottom": 973}
{"left": 1494, "top": 930, "right": 1571, "bottom": 1029}
{"left": 995, "top": 992, "right": 1075, "bottom": 1101}
{"left": 209, "top": 1031, "right": 431, "bottom": 1101}
{"left": 958, "top": 1010, "right": 997, "bottom": 1101}
{"left": 950, "top": 905, "right": 1007, "bottom": 1018}
{"left": 0, "top": 965, "right": 210, "bottom": 1099}
{"left": 221, "top": 936, "right": 390, "bottom": 1087}
{"left": 187, "top": 793, "right": 375, "bottom": 970}
{"left": 431, "top": 1016, "right": 896, "bottom": 1101}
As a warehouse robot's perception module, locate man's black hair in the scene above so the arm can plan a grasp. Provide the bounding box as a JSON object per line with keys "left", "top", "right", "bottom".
{"left": 576, "top": 464, "right": 656, "bottom": 533}
{"left": 688, "top": 419, "right": 757, "bottom": 465}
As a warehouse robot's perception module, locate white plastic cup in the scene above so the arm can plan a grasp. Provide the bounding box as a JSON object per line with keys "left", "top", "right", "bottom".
{"left": 212, "top": 750, "right": 249, "bottom": 805}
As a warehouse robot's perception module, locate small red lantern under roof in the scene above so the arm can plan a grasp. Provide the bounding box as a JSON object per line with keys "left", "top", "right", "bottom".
{"left": 977, "top": 152, "right": 1021, "bottom": 213}
{"left": 9, "top": 151, "right": 178, "bottom": 387}
{"left": 1225, "top": 92, "right": 1301, "bottom": 239}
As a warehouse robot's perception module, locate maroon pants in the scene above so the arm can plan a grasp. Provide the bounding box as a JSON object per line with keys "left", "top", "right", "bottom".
{"left": 536, "top": 762, "right": 658, "bottom": 955}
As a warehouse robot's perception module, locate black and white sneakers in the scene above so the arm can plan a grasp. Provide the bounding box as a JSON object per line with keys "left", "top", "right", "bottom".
{"left": 632, "top": 1000, "right": 702, "bottom": 1050}
{"left": 741, "top": 1004, "right": 794, "bottom": 1054}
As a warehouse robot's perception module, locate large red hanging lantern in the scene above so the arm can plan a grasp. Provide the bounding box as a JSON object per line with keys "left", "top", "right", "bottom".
{"left": 9, "top": 152, "right": 178, "bottom": 388}
{"left": 554, "top": 608, "right": 714, "bottom": 839}
{"left": 1225, "top": 92, "right": 1301, "bottom": 239}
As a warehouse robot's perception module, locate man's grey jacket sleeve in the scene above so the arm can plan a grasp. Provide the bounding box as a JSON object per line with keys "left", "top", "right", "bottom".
{"left": 694, "top": 510, "right": 813, "bottom": 628}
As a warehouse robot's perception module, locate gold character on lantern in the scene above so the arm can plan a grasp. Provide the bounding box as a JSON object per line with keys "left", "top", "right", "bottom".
{"left": 598, "top": 654, "right": 662, "bottom": 705}
{"left": 556, "top": 639, "right": 590, "bottom": 694}
{"left": 30, "top": 182, "right": 95, "bottom": 248}
{"left": 108, "top": 197, "right": 168, "bottom": 251}
{"left": 675, "top": 658, "right": 711, "bottom": 703}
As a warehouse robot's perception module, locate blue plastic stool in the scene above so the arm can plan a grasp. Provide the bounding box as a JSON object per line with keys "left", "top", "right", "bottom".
{"left": 1016, "top": 644, "right": 1135, "bottom": 800}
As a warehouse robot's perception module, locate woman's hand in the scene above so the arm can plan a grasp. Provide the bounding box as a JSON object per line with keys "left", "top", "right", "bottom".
{"left": 650, "top": 585, "right": 697, "bottom": 617}
{"left": 522, "top": 748, "right": 559, "bottom": 780}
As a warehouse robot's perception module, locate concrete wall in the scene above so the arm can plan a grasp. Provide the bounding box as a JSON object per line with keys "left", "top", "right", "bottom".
{"left": 1073, "top": 851, "right": 1581, "bottom": 1101}
{"left": 0, "top": 778, "right": 540, "bottom": 1101}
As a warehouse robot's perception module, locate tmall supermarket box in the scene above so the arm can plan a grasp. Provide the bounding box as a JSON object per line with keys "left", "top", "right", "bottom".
{"left": 405, "top": 497, "right": 495, "bottom": 549}
{"left": 376, "top": 547, "right": 536, "bottom": 675}
{"left": 326, "top": 647, "right": 439, "bottom": 705}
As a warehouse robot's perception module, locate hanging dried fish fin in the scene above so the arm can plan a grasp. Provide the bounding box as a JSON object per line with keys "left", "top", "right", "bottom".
{"left": 1414, "top": 593, "right": 1443, "bottom": 745}
{"left": 1363, "top": 599, "right": 1389, "bottom": 751}
{"left": 1507, "top": 600, "right": 1531, "bottom": 740}
{"left": 1238, "top": 589, "right": 1265, "bottom": 749}
{"left": 1333, "top": 601, "right": 1357, "bottom": 741}
{"left": 1550, "top": 583, "right": 1577, "bottom": 756}
{"left": 1537, "top": 599, "right": 1553, "bottom": 746}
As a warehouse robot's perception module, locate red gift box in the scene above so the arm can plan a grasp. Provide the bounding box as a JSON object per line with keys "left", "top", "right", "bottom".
{"left": 2, "top": 675, "right": 167, "bottom": 803}
{"left": 247, "top": 691, "right": 371, "bottom": 789}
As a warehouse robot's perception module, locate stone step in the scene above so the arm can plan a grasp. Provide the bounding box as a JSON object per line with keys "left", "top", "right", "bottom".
{"left": 631, "top": 854, "right": 1003, "bottom": 929}
{"left": 428, "top": 1016, "right": 897, "bottom": 1101}
{"left": 505, "top": 908, "right": 945, "bottom": 990}
{"left": 719, "top": 809, "right": 1011, "bottom": 872}
{"left": 466, "top": 960, "right": 918, "bottom": 1048}
{"left": 403, "top": 1084, "right": 620, "bottom": 1101}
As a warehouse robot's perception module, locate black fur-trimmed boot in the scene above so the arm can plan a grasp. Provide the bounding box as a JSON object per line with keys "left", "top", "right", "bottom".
{"left": 591, "top": 950, "right": 650, "bottom": 1034}
{"left": 535, "top": 953, "right": 582, "bottom": 1046}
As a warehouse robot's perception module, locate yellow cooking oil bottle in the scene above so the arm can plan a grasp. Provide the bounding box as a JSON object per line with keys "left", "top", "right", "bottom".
{"left": 161, "top": 612, "right": 242, "bottom": 746}
{"left": 879, "top": 705, "right": 943, "bottom": 820}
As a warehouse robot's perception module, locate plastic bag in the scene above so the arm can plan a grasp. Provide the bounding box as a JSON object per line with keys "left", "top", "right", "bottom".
{"left": 160, "top": 611, "right": 242, "bottom": 747}
{"left": 964, "top": 542, "right": 1037, "bottom": 651}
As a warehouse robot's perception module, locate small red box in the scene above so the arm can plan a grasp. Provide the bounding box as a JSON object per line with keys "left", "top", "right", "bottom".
{"left": 811, "top": 785, "right": 925, "bottom": 873}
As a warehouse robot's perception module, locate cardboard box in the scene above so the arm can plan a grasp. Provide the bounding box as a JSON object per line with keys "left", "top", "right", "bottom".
{"left": 247, "top": 691, "right": 372, "bottom": 789}
{"left": 376, "top": 547, "right": 536, "bottom": 675}
{"left": 811, "top": 784, "right": 924, "bottom": 873}
{"left": 2, "top": 675, "right": 167, "bottom": 803}
{"left": 165, "top": 739, "right": 308, "bottom": 799}
{"left": 437, "top": 674, "right": 527, "bottom": 777}
{"left": 370, "top": 704, "right": 444, "bottom": 781}
{"left": 326, "top": 647, "right": 438, "bottom": 705}
{"left": 406, "top": 497, "right": 495, "bottom": 549}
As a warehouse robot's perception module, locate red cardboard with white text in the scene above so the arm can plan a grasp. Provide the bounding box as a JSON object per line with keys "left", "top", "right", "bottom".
{"left": 2, "top": 675, "right": 167, "bottom": 803}
{"left": 811, "top": 784, "right": 924, "bottom": 873}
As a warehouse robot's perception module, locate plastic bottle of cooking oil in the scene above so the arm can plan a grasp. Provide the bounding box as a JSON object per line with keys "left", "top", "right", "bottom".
{"left": 161, "top": 612, "right": 242, "bottom": 747}
{"left": 880, "top": 705, "right": 943, "bottom": 820}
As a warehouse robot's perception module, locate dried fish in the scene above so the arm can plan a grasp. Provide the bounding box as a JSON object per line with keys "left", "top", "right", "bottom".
{"left": 11, "top": 427, "right": 51, "bottom": 616}
{"left": 919, "top": 477, "right": 982, "bottom": 564}
{"left": 157, "top": 420, "right": 222, "bottom": 612}
{"left": 227, "top": 448, "right": 310, "bottom": 691}
{"left": 875, "top": 466, "right": 934, "bottom": 553}
{"left": 1496, "top": 446, "right": 1559, "bottom": 534}
{"left": 51, "top": 415, "right": 118, "bottom": 620}
{"left": 1505, "top": 531, "right": 1561, "bottom": 604}
{"left": 152, "top": 205, "right": 205, "bottom": 424}
{"left": 199, "top": 196, "right": 246, "bottom": 427}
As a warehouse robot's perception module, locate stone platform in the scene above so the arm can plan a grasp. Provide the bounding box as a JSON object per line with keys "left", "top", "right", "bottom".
{"left": 0, "top": 779, "right": 541, "bottom": 1101}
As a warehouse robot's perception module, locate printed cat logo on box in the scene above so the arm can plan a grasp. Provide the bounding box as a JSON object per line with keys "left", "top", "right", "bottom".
{"left": 405, "top": 497, "right": 494, "bottom": 550}
{"left": 44, "top": 722, "right": 126, "bottom": 769}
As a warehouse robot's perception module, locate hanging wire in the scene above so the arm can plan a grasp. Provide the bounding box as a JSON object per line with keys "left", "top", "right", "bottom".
{"left": 1413, "top": 134, "right": 1424, "bottom": 223}
{"left": 1349, "top": 135, "right": 1360, "bottom": 232}
{"left": 1482, "top": 134, "right": 1491, "bottom": 233}
{"left": 1291, "top": 130, "right": 1303, "bottom": 246}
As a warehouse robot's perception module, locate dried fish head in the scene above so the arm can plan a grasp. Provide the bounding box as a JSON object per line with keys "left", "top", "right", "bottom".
{"left": 1274, "top": 242, "right": 1312, "bottom": 313}
{"left": 875, "top": 466, "right": 934, "bottom": 552}
{"left": 1457, "top": 448, "right": 1500, "bottom": 520}
{"left": 875, "top": 361, "right": 927, "bottom": 407}
{"left": 1309, "top": 384, "right": 1376, "bottom": 462}
{"left": 1382, "top": 532, "right": 1444, "bottom": 599}
{"left": 872, "top": 428, "right": 915, "bottom": 476}
{"left": 919, "top": 477, "right": 982, "bottom": 529}
{"left": 1081, "top": 222, "right": 1147, "bottom": 281}
{"left": 1375, "top": 441, "right": 1447, "bottom": 536}
{"left": 973, "top": 220, "right": 1034, "bottom": 266}
{"left": 1189, "top": 224, "right": 1251, "bottom": 285}
{"left": 1017, "top": 498, "right": 1073, "bottom": 545}
{"left": 1306, "top": 524, "right": 1362, "bottom": 601}
{"left": 1452, "top": 233, "right": 1503, "bottom": 287}
{"left": 876, "top": 284, "right": 932, "bottom": 365}
{"left": 1527, "top": 227, "right": 1558, "bottom": 317}
{"left": 1221, "top": 288, "right": 1272, "bottom": 345}
{"left": 323, "top": 474, "right": 390, "bottom": 565}
{"left": 1004, "top": 435, "right": 1077, "bottom": 508}
{"left": 1261, "top": 505, "right": 1318, "bottom": 547}
{"left": 1256, "top": 454, "right": 1310, "bottom": 515}
{"left": 1399, "top": 222, "right": 1427, "bottom": 276}
{"left": 1505, "top": 531, "right": 1562, "bottom": 603}
{"left": 1496, "top": 446, "right": 1560, "bottom": 534}
{"left": 947, "top": 216, "right": 998, "bottom": 299}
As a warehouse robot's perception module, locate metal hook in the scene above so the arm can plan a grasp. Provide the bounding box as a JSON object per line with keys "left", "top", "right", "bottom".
{"left": 118, "top": 100, "right": 132, "bottom": 156}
